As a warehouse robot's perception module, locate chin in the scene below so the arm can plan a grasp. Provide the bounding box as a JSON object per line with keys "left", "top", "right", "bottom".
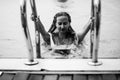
{"left": 61, "top": 28, "right": 68, "bottom": 32}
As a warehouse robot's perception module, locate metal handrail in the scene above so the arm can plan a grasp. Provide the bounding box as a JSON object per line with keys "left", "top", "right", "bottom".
{"left": 30, "top": 0, "right": 41, "bottom": 58}
{"left": 88, "top": 0, "right": 102, "bottom": 66}
{"left": 20, "top": 0, "right": 38, "bottom": 65}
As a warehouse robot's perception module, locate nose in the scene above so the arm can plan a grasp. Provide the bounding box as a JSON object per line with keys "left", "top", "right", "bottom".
{"left": 61, "top": 24, "right": 65, "bottom": 29}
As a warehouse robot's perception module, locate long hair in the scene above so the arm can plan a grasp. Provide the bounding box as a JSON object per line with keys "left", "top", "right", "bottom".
{"left": 48, "top": 12, "right": 74, "bottom": 33}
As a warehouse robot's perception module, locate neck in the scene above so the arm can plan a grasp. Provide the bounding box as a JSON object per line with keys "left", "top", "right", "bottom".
{"left": 59, "top": 30, "right": 69, "bottom": 39}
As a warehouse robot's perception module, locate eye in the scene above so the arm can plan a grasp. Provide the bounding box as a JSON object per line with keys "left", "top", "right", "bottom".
{"left": 63, "top": 22, "right": 68, "bottom": 25}
{"left": 58, "top": 22, "right": 62, "bottom": 25}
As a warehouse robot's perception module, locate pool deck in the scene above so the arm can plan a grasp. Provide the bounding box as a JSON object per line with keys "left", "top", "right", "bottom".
{"left": 0, "top": 59, "right": 120, "bottom": 80}
{"left": 0, "top": 59, "right": 120, "bottom": 74}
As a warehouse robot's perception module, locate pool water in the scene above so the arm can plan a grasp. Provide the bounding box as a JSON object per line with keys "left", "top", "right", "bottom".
{"left": 0, "top": 0, "right": 120, "bottom": 58}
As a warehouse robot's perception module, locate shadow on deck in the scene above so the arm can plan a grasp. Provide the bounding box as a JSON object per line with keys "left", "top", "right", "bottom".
{"left": 0, "top": 73, "right": 120, "bottom": 80}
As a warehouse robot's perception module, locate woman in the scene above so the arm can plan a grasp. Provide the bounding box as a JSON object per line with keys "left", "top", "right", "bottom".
{"left": 32, "top": 12, "right": 92, "bottom": 58}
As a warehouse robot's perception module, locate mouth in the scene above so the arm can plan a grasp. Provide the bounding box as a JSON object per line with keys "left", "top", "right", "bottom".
{"left": 61, "top": 28, "right": 65, "bottom": 31}
{"left": 61, "top": 28, "right": 67, "bottom": 32}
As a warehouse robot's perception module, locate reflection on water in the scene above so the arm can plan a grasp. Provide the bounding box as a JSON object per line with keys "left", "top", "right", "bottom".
{"left": 0, "top": 0, "right": 120, "bottom": 58}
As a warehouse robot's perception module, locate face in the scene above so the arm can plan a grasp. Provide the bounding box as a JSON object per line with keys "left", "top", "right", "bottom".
{"left": 56, "top": 16, "right": 70, "bottom": 32}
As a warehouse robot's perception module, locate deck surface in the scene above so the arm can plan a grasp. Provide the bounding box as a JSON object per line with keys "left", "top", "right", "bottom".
{"left": 0, "top": 59, "right": 120, "bottom": 80}
{"left": 0, "top": 59, "right": 120, "bottom": 74}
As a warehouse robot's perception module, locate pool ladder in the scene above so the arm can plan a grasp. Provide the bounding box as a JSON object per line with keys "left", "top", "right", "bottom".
{"left": 20, "top": 0, "right": 102, "bottom": 66}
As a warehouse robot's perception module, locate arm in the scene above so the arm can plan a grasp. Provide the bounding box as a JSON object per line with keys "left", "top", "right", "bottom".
{"left": 37, "top": 17, "right": 50, "bottom": 45}
{"left": 31, "top": 15, "right": 50, "bottom": 45}
{"left": 77, "top": 18, "right": 92, "bottom": 44}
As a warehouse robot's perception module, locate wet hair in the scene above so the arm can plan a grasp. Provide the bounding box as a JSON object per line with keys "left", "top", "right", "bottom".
{"left": 48, "top": 12, "right": 74, "bottom": 33}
